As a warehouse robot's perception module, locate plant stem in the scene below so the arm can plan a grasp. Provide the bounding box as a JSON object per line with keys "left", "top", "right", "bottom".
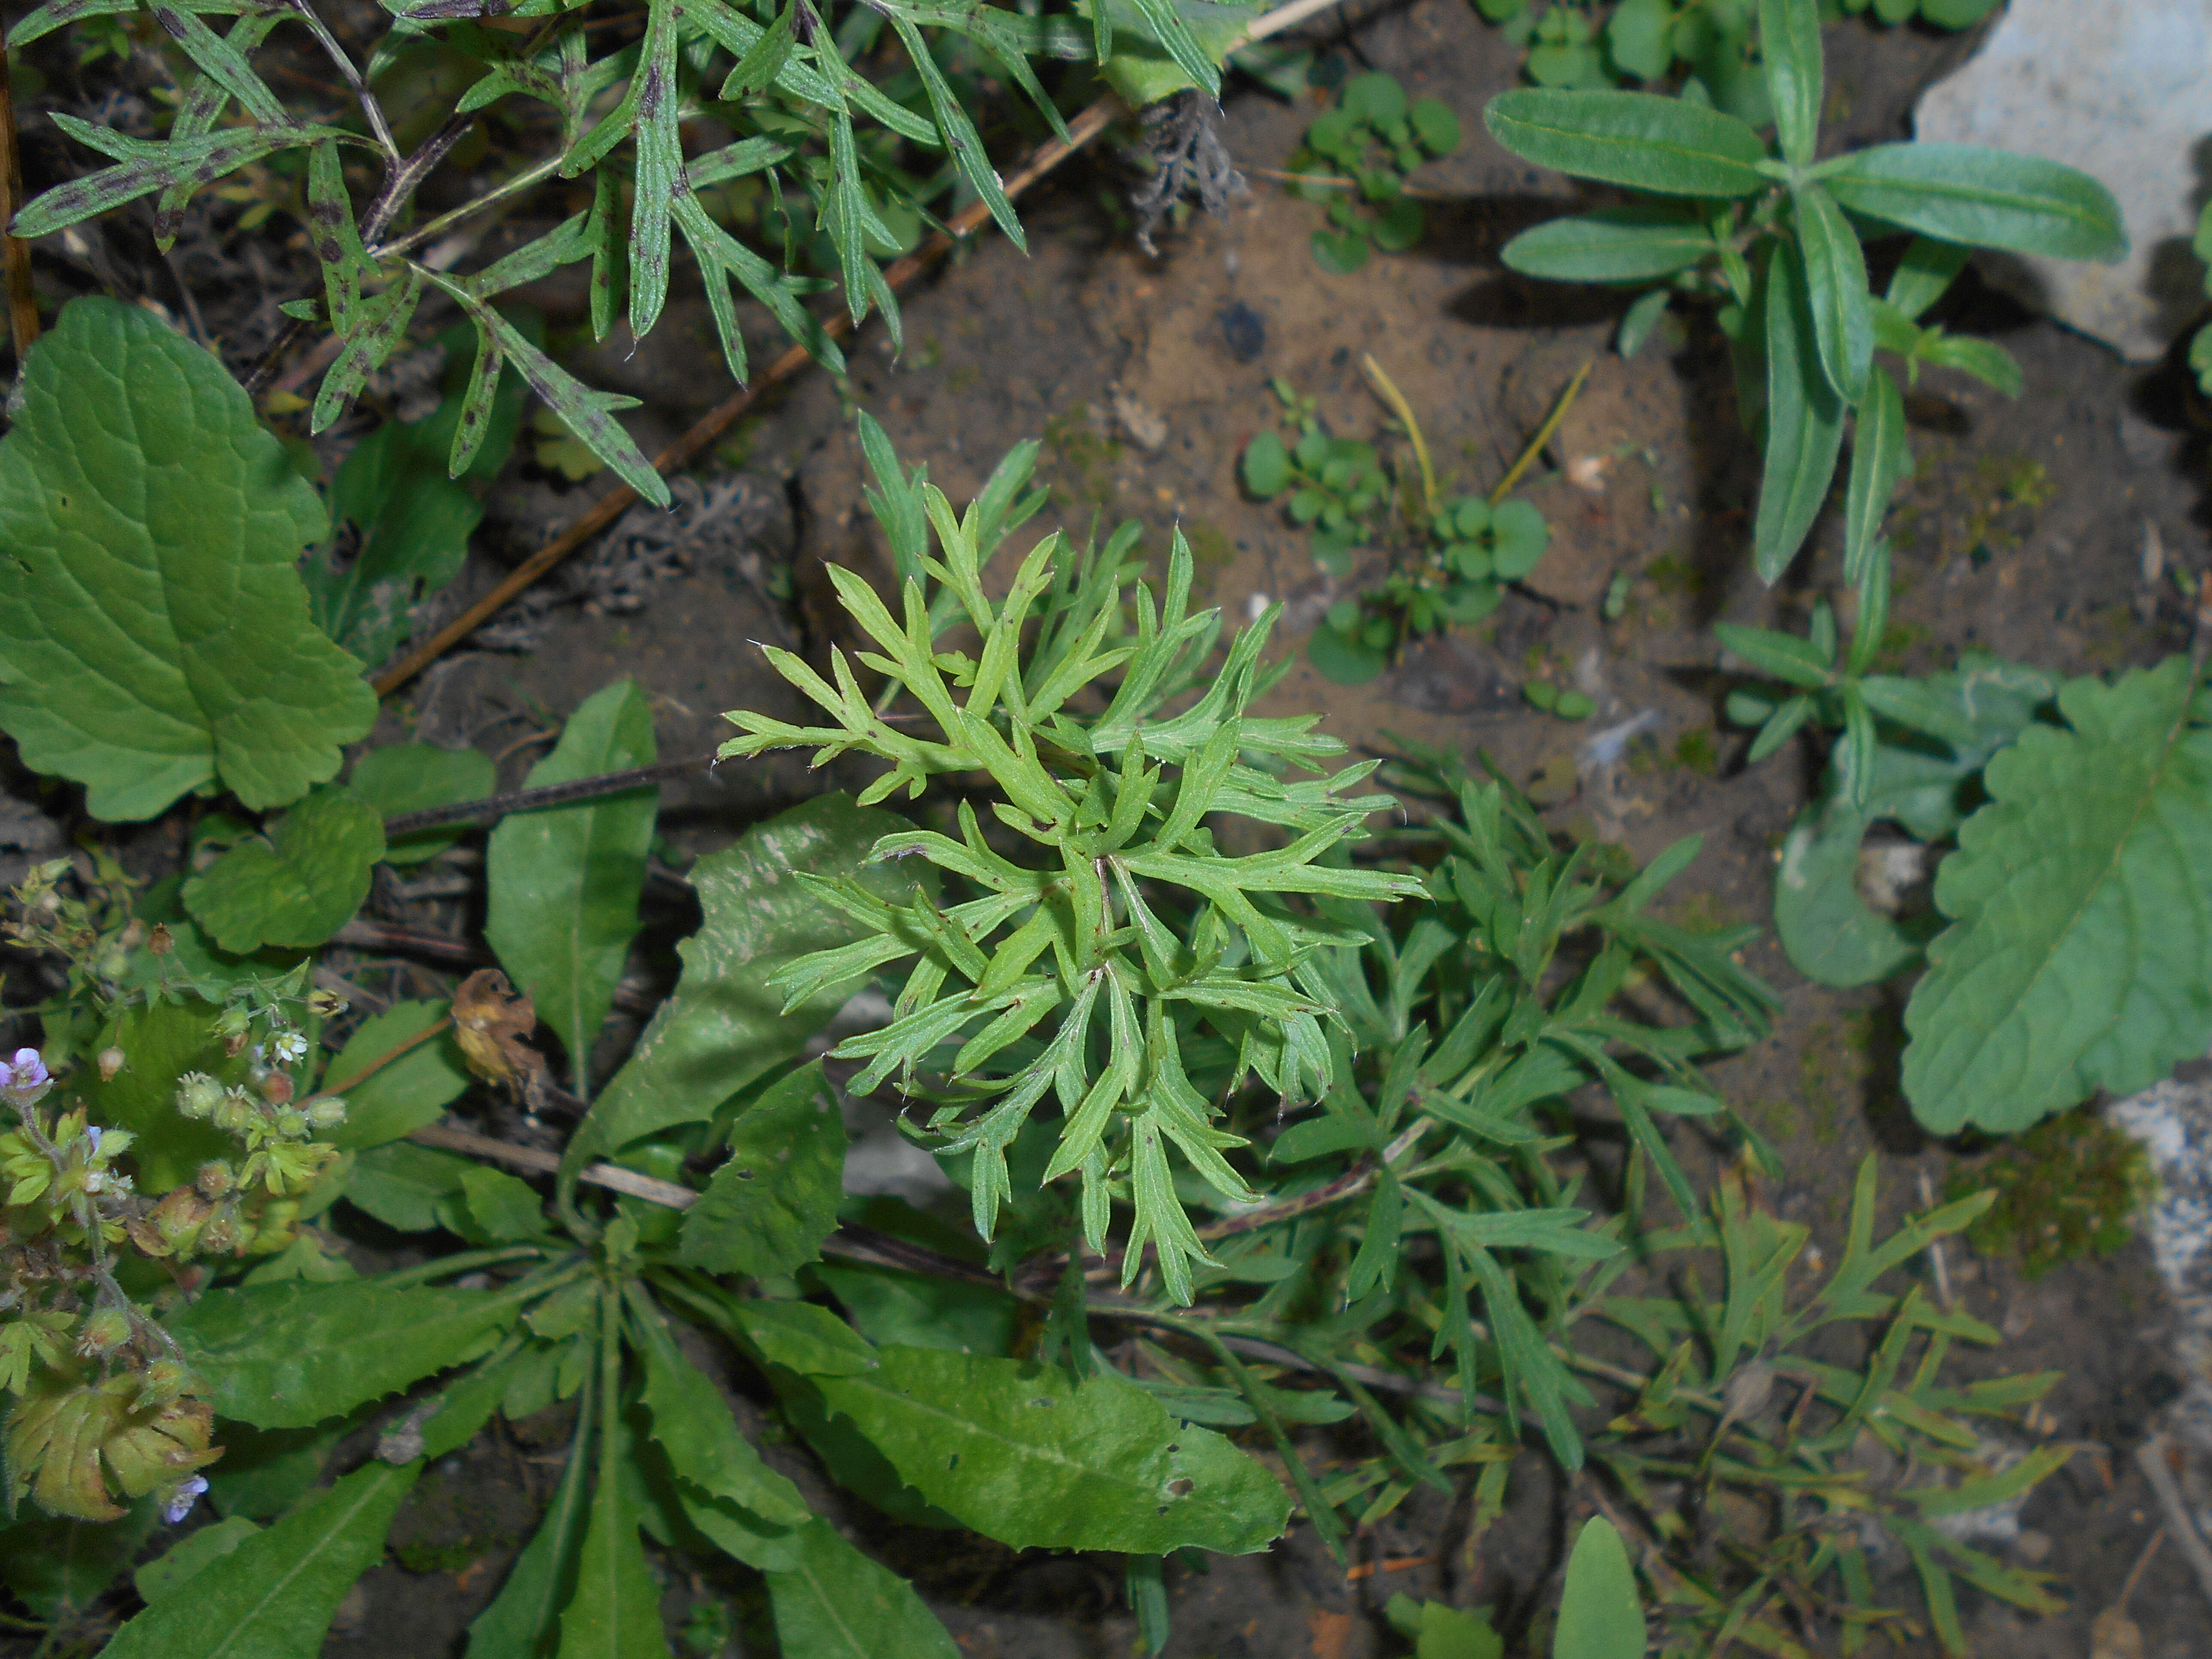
{"left": 0, "top": 40, "right": 38, "bottom": 361}
{"left": 1362, "top": 355, "right": 1436, "bottom": 513}
{"left": 310, "top": 1015, "right": 452, "bottom": 1100}
{"left": 372, "top": 150, "right": 569, "bottom": 262}
{"left": 380, "top": 751, "right": 722, "bottom": 834}
{"left": 1490, "top": 357, "right": 1594, "bottom": 505}
{"left": 407, "top": 1119, "right": 700, "bottom": 1208}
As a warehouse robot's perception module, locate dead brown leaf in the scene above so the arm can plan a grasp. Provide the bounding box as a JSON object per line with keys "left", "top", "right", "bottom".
{"left": 451, "top": 969, "right": 549, "bottom": 1108}
{"left": 1307, "top": 1608, "right": 1353, "bottom": 1659}
{"left": 2091, "top": 1607, "right": 2143, "bottom": 1659}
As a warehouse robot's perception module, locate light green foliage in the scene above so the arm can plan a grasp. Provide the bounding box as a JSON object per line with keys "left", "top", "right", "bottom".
{"left": 78, "top": 999, "right": 250, "bottom": 1191}
{"left": 487, "top": 680, "right": 658, "bottom": 1086}
{"left": 347, "top": 741, "right": 496, "bottom": 866}
{"left": 806, "top": 1345, "right": 1291, "bottom": 1552}
{"left": 1242, "top": 377, "right": 1390, "bottom": 573}
{"left": 100, "top": 1462, "right": 419, "bottom": 1659}
{"left": 1386, "top": 1593, "right": 1503, "bottom": 1659}
{"left": 678, "top": 1063, "right": 848, "bottom": 1278}
{"left": 571, "top": 793, "right": 918, "bottom": 1169}
{"left": 182, "top": 787, "right": 386, "bottom": 954}
{"left": 133, "top": 1513, "right": 260, "bottom": 1604}
{"left": 721, "top": 446, "right": 1425, "bottom": 1302}
{"left": 1905, "top": 659, "right": 2212, "bottom": 1133}
{"left": 1285, "top": 72, "right": 1460, "bottom": 272}
{"left": 0, "top": 299, "right": 376, "bottom": 820}
{"left": 1554, "top": 1519, "right": 1643, "bottom": 1659}
{"left": 323, "top": 999, "right": 471, "bottom": 1151}
{"left": 1485, "top": 0, "right": 2120, "bottom": 626}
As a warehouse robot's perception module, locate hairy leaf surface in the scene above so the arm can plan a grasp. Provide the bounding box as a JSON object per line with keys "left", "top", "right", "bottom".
{"left": 0, "top": 298, "right": 375, "bottom": 818}
{"left": 1904, "top": 658, "right": 2212, "bottom": 1131}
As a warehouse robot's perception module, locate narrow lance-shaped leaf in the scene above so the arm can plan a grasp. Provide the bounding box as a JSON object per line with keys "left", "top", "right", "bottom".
{"left": 15, "top": 122, "right": 316, "bottom": 239}
{"left": 428, "top": 274, "right": 670, "bottom": 507}
{"left": 467, "top": 1383, "right": 595, "bottom": 1659}
{"left": 100, "top": 1463, "right": 420, "bottom": 1659}
{"left": 1793, "top": 184, "right": 1873, "bottom": 404}
{"left": 312, "top": 264, "right": 423, "bottom": 434}
{"left": 1756, "top": 0, "right": 1820, "bottom": 169}
{"left": 558, "top": 1317, "right": 673, "bottom": 1659}
{"left": 1843, "top": 364, "right": 1909, "bottom": 586}
{"left": 1122, "top": 0, "right": 1222, "bottom": 99}
{"left": 626, "top": 0, "right": 681, "bottom": 340}
{"left": 148, "top": 3, "right": 285, "bottom": 124}
{"left": 1822, "top": 143, "right": 2127, "bottom": 262}
{"left": 888, "top": 13, "right": 1026, "bottom": 249}
{"left": 1755, "top": 239, "right": 1846, "bottom": 583}
{"left": 1499, "top": 204, "right": 1713, "bottom": 282}
{"left": 152, "top": 9, "right": 279, "bottom": 248}
{"left": 1484, "top": 89, "right": 1768, "bottom": 198}
{"left": 765, "top": 1520, "right": 962, "bottom": 1659}
{"left": 450, "top": 321, "right": 506, "bottom": 479}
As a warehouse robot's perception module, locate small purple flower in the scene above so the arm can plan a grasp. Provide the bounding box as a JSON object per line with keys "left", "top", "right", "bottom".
{"left": 84, "top": 1125, "right": 102, "bottom": 1155}
{"left": 162, "top": 1475, "right": 208, "bottom": 1525}
{"left": 0, "top": 1048, "right": 50, "bottom": 1103}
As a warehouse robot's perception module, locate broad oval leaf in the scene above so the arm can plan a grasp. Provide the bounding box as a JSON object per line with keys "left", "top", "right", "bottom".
{"left": 487, "top": 678, "right": 657, "bottom": 1086}
{"left": 571, "top": 793, "right": 920, "bottom": 1166}
{"left": 101, "top": 1462, "right": 418, "bottom": 1659}
{"left": 1822, "top": 143, "right": 2127, "bottom": 262}
{"left": 1904, "top": 658, "right": 2212, "bottom": 1133}
{"left": 1773, "top": 796, "right": 1926, "bottom": 989}
{"left": 1485, "top": 88, "right": 1767, "bottom": 198}
{"left": 0, "top": 298, "right": 375, "bottom": 819}
{"left": 167, "top": 1276, "right": 535, "bottom": 1428}
{"left": 1755, "top": 241, "right": 1846, "bottom": 583}
{"left": 678, "top": 1062, "right": 847, "bottom": 1279}
{"left": 809, "top": 1346, "right": 1291, "bottom": 1555}
{"left": 1501, "top": 206, "right": 1713, "bottom": 283}
{"left": 181, "top": 786, "right": 384, "bottom": 954}
{"left": 1553, "top": 1517, "right": 1644, "bottom": 1659}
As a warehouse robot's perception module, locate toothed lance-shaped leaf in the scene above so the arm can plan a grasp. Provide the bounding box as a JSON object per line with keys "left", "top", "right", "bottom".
{"left": 806, "top": 1346, "right": 1291, "bottom": 1554}
{"left": 1904, "top": 657, "right": 2212, "bottom": 1133}
{"left": 165, "top": 1275, "right": 536, "bottom": 1428}
{"left": 0, "top": 298, "right": 376, "bottom": 819}
{"left": 766, "top": 1520, "right": 961, "bottom": 1659}
{"left": 679, "top": 1061, "right": 847, "bottom": 1279}
{"left": 487, "top": 678, "right": 657, "bottom": 1085}
{"left": 181, "top": 785, "right": 385, "bottom": 954}
{"left": 323, "top": 998, "right": 472, "bottom": 1152}
{"left": 100, "top": 1463, "right": 418, "bottom": 1659}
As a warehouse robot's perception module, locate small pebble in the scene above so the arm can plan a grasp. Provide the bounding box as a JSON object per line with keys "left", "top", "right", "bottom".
{"left": 1218, "top": 302, "right": 1266, "bottom": 364}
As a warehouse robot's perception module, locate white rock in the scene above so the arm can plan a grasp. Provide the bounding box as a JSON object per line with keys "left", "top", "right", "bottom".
{"left": 1914, "top": 0, "right": 2211, "bottom": 362}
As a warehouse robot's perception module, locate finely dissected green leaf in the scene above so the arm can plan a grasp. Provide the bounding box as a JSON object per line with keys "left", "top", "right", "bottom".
{"left": 765, "top": 1519, "right": 960, "bottom": 1659}
{"left": 808, "top": 1346, "right": 1291, "bottom": 1554}
{"left": 1793, "top": 185, "right": 1872, "bottom": 404}
{"left": 166, "top": 1276, "right": 535, "bottom": 1427}
{"left": 1821, "top": 143, "right": 2127, "bottom": 262}
{"left": 573, "top": 794, "right": 918, "bottom": 1165}
{"left": 134, "top": 1514, "right": 260, "bottom": 1604}
{"left": 1756, "top": 0, "right": 1820, "bottom": 168}
{"left": 1904, "top": 658, "right": 2212, "bottom": 1132}
{"left": 1755, "top": 241, "right": 1846, "bottom": 583}
{"left": 488, "top": 679, "right": 657, "bottom": 1083}
{"left": 324, "top": 998, "right": 471, "bottom": 1150}
{"left": 0, "top": 298, "right": 376, "bottom": 819}
{"left": 1484, "top": 88, "right": 1767, "bottom": 198}
{"left": 181, "top": 785, "right": 385, "bottom": 954}
{"left": 101, "top": 1462, "right": 419, "bottom": 1659}
{"left": 304, "top": 359, "right": 525, "bottom": 665}
{"left": 0, "top": 1498, "right": 157, "bottom": 1621}
{"left": 80, "top": 998, "right": 246, "bottom": 1191}
{"left": 633, "top": 1296, "right": 810, "bottom": 1524}
{"left": 1500, "top": 205, "right": 1713, "bottom": 282}
{"left": 678, "top": 1062, "right": 846, "bottom": 1279}
{"left": 348, "top": 740, "right": 495, "bottom": 866}
{"left": 1553, "top": 1518, "right": 1644, "bottom": 1659}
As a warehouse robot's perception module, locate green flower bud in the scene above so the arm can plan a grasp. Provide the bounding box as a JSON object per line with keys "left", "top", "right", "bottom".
{"left": 304, "top": 1097, "right": 347, "bottom": 1132}
{"left": 194, "top": 1161, "right": 235, "bottom": 1200}
{"left": 74, "top": 1308, "right": 131, "bottom": 1359}
{"left": 174, "top": 1073, "right": 224, "bottom": 1121}
{"left": 211, "top": 1091, "right": 253, "bottom": 1135}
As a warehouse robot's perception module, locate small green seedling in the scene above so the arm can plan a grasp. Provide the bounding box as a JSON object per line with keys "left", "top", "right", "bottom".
{"left": 1242, "top": 378, "right": 1391, "bottom": 568}
{"left": 1287, "top": 72, "right": 1461, "bottom": 273}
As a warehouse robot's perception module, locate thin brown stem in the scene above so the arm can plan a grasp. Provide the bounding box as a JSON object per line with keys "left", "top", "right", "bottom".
{"left": 0, "top": 40, "right": 39, "bottom": 359}
{"left": 380, "top": 751, "right": 722, "bottom": 835}
{"left": 310, "top": 1015, "right": 452, "bottom": 1102}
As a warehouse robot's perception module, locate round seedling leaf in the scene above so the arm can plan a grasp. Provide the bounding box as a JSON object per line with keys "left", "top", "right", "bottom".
{"left": 1289, "top": 487, "right": 1325, "bottom": 524}
{"left": 1373, "top": 197, "right": 1425, "bottom": 252}
{"left": 1410, "top": 97, "right": 1462, "bottom": 155}
{"left": 1306, "top": 109, "right": 1358, "bottom": 161}
{"left": 1449, "top": 541, "right": 1494, "bottom": 581}
{"left": 1308, "top": 623, "right": 1388, "bottom": 685}
{"left": 1554, "top": 689, "right": 1596, "bottom": 720}
{"left": 1340, "top": 71, "right": 1407, "bottom": 129}
{"left": 1313, "top": 228, "right": 1372, "bottom": 272}
{"left": 1242, "top": 430, "right": 1292, "bottom": 498}
{"left": 1490, "top": 499, "right": 1551, "bottom": 579}
{"left": 1440, "top": 580, "right": 1505, "bottom": 624}
{"left": 1453, "top": 496, "right": 1492, "bottom": 537}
